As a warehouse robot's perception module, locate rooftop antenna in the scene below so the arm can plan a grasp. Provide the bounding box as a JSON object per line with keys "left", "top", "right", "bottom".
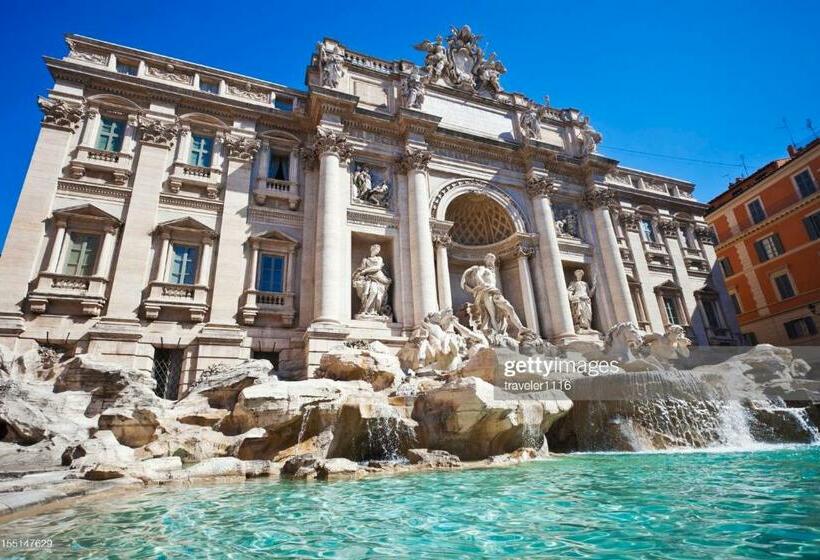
{"left": 807, "top": 118, "right": 819, "bottom": 140}
{"left": 778, "top": 117, "right": 797, "bottom": 146}
{"left": 740, "top": 155, "right": 748, "bottom": 177}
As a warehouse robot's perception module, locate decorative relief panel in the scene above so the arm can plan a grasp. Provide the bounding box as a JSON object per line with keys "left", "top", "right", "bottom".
{"left": 226, "top": 82, "right": 271, "bottom": 103}
{"left": 145, "top": 63, "right": 193, "bottom": 85}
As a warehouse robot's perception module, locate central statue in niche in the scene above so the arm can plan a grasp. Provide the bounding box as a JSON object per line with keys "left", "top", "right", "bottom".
{"left": 460, "top": 253, "right": 537, "bottom": 348}
{"left": 352, "top": 244, "right": 392, "bottom": 320}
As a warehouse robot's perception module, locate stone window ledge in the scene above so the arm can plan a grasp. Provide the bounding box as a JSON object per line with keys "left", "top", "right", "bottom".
{"left": 240, "top": 290, "right": 296, "bottom": 326}
{"left": 28, "top": 272, "right": 108, "bottom": 316}
{"left": 253, "top": 178, "right": 301, "bottom": 210}
{"left": 167, "top": 162, "right": 223, "bottom": 198}
{"left": 142, "top": 281, "right": 209, "bottom": 322}
{"left": 68, "top": 146, "right": 133, "bottom": 185}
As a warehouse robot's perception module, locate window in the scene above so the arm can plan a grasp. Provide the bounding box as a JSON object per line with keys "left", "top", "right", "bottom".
{"left": 794, "top": 170, "right": 817, "bottom": 198}
{"left": 640, "top": 218, "right": 657, "bottom": 243}
{"left": 257, "top": 254, "right": 285, "bottom": 293}
{"left": 742, "top": 332, "right": 758, "bottom": 345}
{"left": 702, "top": 298, "right": 723, "bottom": 327}
{"left": 662, "top": 295, "right": 681, "bottom": 324}
{"left": 170, "top": 244, "right": 198, "bottom": 285}
{"left": 199, "top": 80, "right": 219, "bottom": 94}
{"left": 273, "top": 97, "right": 293, "bottom": 111}
{"left": 268, "top": 153, "right": 289, "bottom": 181}
{"left": 678, "top": 226, "right": 694, "bottom": 249}
{"left": 804, "top": 211, "right": 820, "bottom": 241}
{"left": 152, "top": 348, "right": 182, "bottom": 400}
{"left": 719, "top": 258, "right": 734, "bottom": 277}
{"left": 95, "top": 117, "right": 125, "bottom": 152}
{"left": 772, "top": 272, "right": 795, "bottom": 300}
{"left": 747, "top": 199, "right": 766, "bottom": 224}
{"left": 116, "top": 61, "right": 138, "bottom": 76}
{"left": 729, "top": 293, "right": 742, "bottom": 315}
{"left": 62, "top": 232, "right": 100, "bottom": 276}
{"left": 784, "top": 317, "right": 817, "bottom": 340}
{"left": 188, "top": 135, "right": 213, "bottom": 167}
{"left": 754, "top": 233, "right": 784, "bottom": 262}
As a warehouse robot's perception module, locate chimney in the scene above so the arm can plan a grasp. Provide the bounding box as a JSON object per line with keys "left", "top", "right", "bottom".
{"left": 787, "top": 144, "right": 798, "bottom": 157}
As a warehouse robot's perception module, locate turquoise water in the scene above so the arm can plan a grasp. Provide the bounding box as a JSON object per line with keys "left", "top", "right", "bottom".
{"left": 1, "top": 446, "right": 819, "bottom": 559}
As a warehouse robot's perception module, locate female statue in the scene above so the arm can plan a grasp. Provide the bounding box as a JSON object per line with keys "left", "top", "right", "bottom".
{"left": 352, "top": 244, "right": 391, "bottom": 317}
{"left": 567, "top": 269, "right": 596, "bottom": 333}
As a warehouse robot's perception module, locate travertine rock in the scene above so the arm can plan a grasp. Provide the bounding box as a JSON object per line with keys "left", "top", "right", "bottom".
{"left": 188, "top": 360, "right": 275, "bottom": 409}
{"left": 406, "top": 448, "right": 461, "bottom": 468}
{"left": 412, "top": 376, "right": 571, "bottom": 460}
{"left": 316, "top": 342, "right": 403, "bottom": 391}
{"left": 315, "top": 458, "right": 365, "bottom": 480}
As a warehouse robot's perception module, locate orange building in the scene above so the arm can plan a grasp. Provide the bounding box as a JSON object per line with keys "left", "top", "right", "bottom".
{"left": 706, "top": 139, "right": 820, "bottom": 346}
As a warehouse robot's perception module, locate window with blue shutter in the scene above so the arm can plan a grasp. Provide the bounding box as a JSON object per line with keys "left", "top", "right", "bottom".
{"left": 62, "top": 232, "right": 100, "bottom": 276}
{"left": 794, "top": 170, "right": 817, "bottom": 198}
{"left": 747, "top": 199, "right": 766, "bottom": 224}
{"left": 95, "top": 117, "right": 125, "bottom": 152}
{"left": 640, "top": 218, "right": 657, "bottom": 243}
{"left": 268, "top": 154, "right": 289, "bottom": 181}
{"left": 189, "top": 135, "right": 213, "bottom": 167}
{"left": 257, "top": 254, "right": 285, "bottom": 293}
{"left": 773, "top": 273, "right": 795, "bottom": 300}
{"left": 804, "top": 212, "right": 820, "bottom": 240}
{"left": 170, "top": 244, "right": 198, "bottom": 285}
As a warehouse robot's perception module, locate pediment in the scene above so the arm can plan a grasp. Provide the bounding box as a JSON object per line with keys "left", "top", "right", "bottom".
{"left": 156, "top": 217, "right": 216, "bottom": 236}
{"left": 53, "top": 203, "right": 120, "bottom": 224}
{"left": 250, "top": 229, "right": 299, "bottom": 249}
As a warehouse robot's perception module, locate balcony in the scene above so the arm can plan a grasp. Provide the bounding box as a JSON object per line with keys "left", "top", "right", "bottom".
{"left": 167, "top": 162, "right": 223, "bottom": 198}
{"left": 28, "top": 272, "right": 108, "bottom": 316}
{"left": 142, "top": 281, "right": 209, "bottom": 322}
{"left": 240, "top": 290, "right": 296, "bottom": 326}
{"left": 253, "top": 178, "right": 301, "bottom": 210}
{"left": 68, "top": 146, "right": 133, "bottom": 185}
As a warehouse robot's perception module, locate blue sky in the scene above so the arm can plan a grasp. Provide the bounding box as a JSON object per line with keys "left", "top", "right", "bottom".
{"left": 1, "top": 0, "right": 818, "bottom": 246}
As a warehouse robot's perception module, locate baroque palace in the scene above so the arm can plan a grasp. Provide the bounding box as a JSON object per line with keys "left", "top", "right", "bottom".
{"left": 0, "top": 28, "right": 741, "bottom": 395}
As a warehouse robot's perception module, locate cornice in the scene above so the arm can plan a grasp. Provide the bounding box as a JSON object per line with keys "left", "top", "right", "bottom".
{"left": 608, "top": 184, "right": 709, "bottom": 214}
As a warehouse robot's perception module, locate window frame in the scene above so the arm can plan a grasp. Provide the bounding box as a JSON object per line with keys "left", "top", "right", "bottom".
{"left": 770, "top": 270, "right": 797, "bottom": 301}
{"left": 729, "top": 291, "right": 742, "bottom": 315}
{"left": 718, "top": 257, "right": 734, "bottom": 277}
{"left": 746, "top": 198, "right": 767, "bottom": 225}
{"left": 168, "top": 243, "right": 200, "bottom": 285}
{"left": 60, "top": 230, "right": 102, "bottom": 277}
{"left": 784, "top": 317, "right": 817, "bottom": 340}
{"left": 639, "top": 217, "right": 658, "bottom": 244}
{"left": 792, "top": 168, "right": 817, "bottom": 199}
{"left": 803, "top": 211, "right": 820, "bottom": 241}
{"left": 267, "top": 152, "right": 290, "bottom": 181}
{"left": 199, "top": 79, "right": 220, "bottom": 94}
{"left": 188, "top": 134, "right": 214, "bottom": 168}
{"left": 256, "top": 253, "right": 286, "bottom": 293}
{"left": 95, "top": 116, "right": 126, "bottom": 152}
{"left": 754, "top": 233, "right": 784, "bottom": 262}
{"left": 115, "top": 60, "right": 139, "bottom": 76}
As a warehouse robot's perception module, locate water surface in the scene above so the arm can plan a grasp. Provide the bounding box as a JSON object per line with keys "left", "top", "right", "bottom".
{"left": 2, "top": 446, "right": 818, "bottom": 559}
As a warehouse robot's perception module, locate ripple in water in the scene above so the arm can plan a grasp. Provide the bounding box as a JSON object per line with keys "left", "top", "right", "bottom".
{"left": 2, "top": 446, "right": 819, "bottom": 559}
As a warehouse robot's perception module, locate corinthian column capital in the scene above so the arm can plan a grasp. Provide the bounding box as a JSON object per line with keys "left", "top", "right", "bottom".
{"left": 398, "top": 147, "right": 432, "bottom": 172}
{"left": 37, "top": 98, "right": 84, "bottom": 132}
{"left": 137, "top": 117, "right": 178, "bottom": 147}
{"left": 312, "top": 128, "right": 354, "bottom": 161}
{"left": 433, "top": 234, "right": 452, "bottom": 248}
{"left": 525, "top": 173, "right": 558, "bottom": 198}
{"left": 582, "top": 187, "right": 617, "bottom": 210}
{"left": 223, "top": 135, "right": 261, "bottom": 161}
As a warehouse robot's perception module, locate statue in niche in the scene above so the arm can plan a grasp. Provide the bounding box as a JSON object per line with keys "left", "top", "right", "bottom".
{"left": 402, "top": 67, "right": 426, "bottom": 109}
{"left": 567, "top": 269, "right": 597, "bottom": 333}
{"left": 319, "top": 43, "right": 345, "bottom": 88}
{"left": 352, "top": 244, "right": 392, "bottom": 319}
{"left": 554, "top": 208, "right": 580, "bottom": 239}
{"left": 352, "top": 165, "right": 390, "bottom": 207}
{"left": 460, "top": 253, "right": 539, "bottom": 348}
{"left": 519, "top": 107, "right": 541, "bottom": 139}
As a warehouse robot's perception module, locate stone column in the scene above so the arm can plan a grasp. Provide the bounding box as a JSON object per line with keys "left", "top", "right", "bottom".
{"left": 154, "top": 233, "right": 171, "bottom": 282}
{"left": 526, "top": 175, "right": 575, "bottom": 341}
{"left": 104, "top": 118, "right": 177, "bottom": 319}
{"left": 516, "top": 242, "right": 540, "bottom": 335}
{"left": 197, "top": 238, "right": 213, "bottom": 286}
{"left": 583, "top": 184, "right": 638, "bottom": 325}
{"left": 248, "top": 242, "right": 260, "bottom": 290}
{"left": 434, "top": 234, "right": 452, "bottom": 311}
{"left": 175, "top": 125, "right": 191, "bottom": 164}
{"left": 256, "top": 141, "right": 270, "bottom": 181}
{"left": 0, "top": 99, "right": 83, "bottom": 335}
{"left": 400, "top": 147, "right": 437, "bottom": 324}
{"left": 207, "top": 135, "right": 259, "bottom": 324}
{"left": 80, "top": 107, "right": 101, "bottom": 147}
{"left": 121, "top": 114, "right": 138, "bottom": 154}
{"left": 95, "top": 225, "right": 118, "bottom": 277}
{"left": 312, "top": 129, "right": 353, "bottom": 324}
{"left": 47, "top": 219, "right": 68, "bottom": 273}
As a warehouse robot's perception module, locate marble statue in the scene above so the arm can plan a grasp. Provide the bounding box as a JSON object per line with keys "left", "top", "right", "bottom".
{"left": 402, "top": 67, "right": 425, "bottom": 109}
{"left": 460, "top": 253, "right": 537, "bottom": 348}
{"left": 578, "top": 123, "right": 602, "bottom": 157}
{"left": 567, "top": 269, "right": 596, "bottom": 333}
{"left": 398, "top": 308, "right": 488, "bottom": 373}
{"left": 352, "top": 244, "right": 391, "bottom": 318}
{"left": 413, "top": 36, "right": 447, "bottom": 81}
{"left": 554, "top": 208, "right": 580, "bottom": 239}
{"left": 604, "top": 321, "right": 645, "bottom": 364}
{"left": 319, "top": 43, "right": 345, "bottom": 88}
{"left": 520, "top": 107, "right": 541, "bottom": 138}
{"left": 352, "top": 166, "right": 389, "bottom": 207}
{"left": 641, "top": 324, "right": 692, "bottom": 366}
{"left": 475, "top": 53, "right": 505, "bottom": 93}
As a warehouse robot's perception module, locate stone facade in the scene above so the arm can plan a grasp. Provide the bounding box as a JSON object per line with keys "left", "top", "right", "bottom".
{"left": 0, "top": 30, "right": 740, "bottom": 394}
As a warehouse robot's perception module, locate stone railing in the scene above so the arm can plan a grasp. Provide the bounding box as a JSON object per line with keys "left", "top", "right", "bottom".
{"left": 253, "top": 178, "right": 301, "bottom": 210}
{"left": 240, "top": 289, "right": 296, "bottom": 326}
{"left": 28, "top": 272, "right": 108, "bottom": 316}
{"left": 168, "top": 162, "right": 223, "bottom": 199}
{"left": 68, "top": 146, "right": 133, "bottom": 185}
{"left": 143, "top": 281, "right": 209, "bottom": 322}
